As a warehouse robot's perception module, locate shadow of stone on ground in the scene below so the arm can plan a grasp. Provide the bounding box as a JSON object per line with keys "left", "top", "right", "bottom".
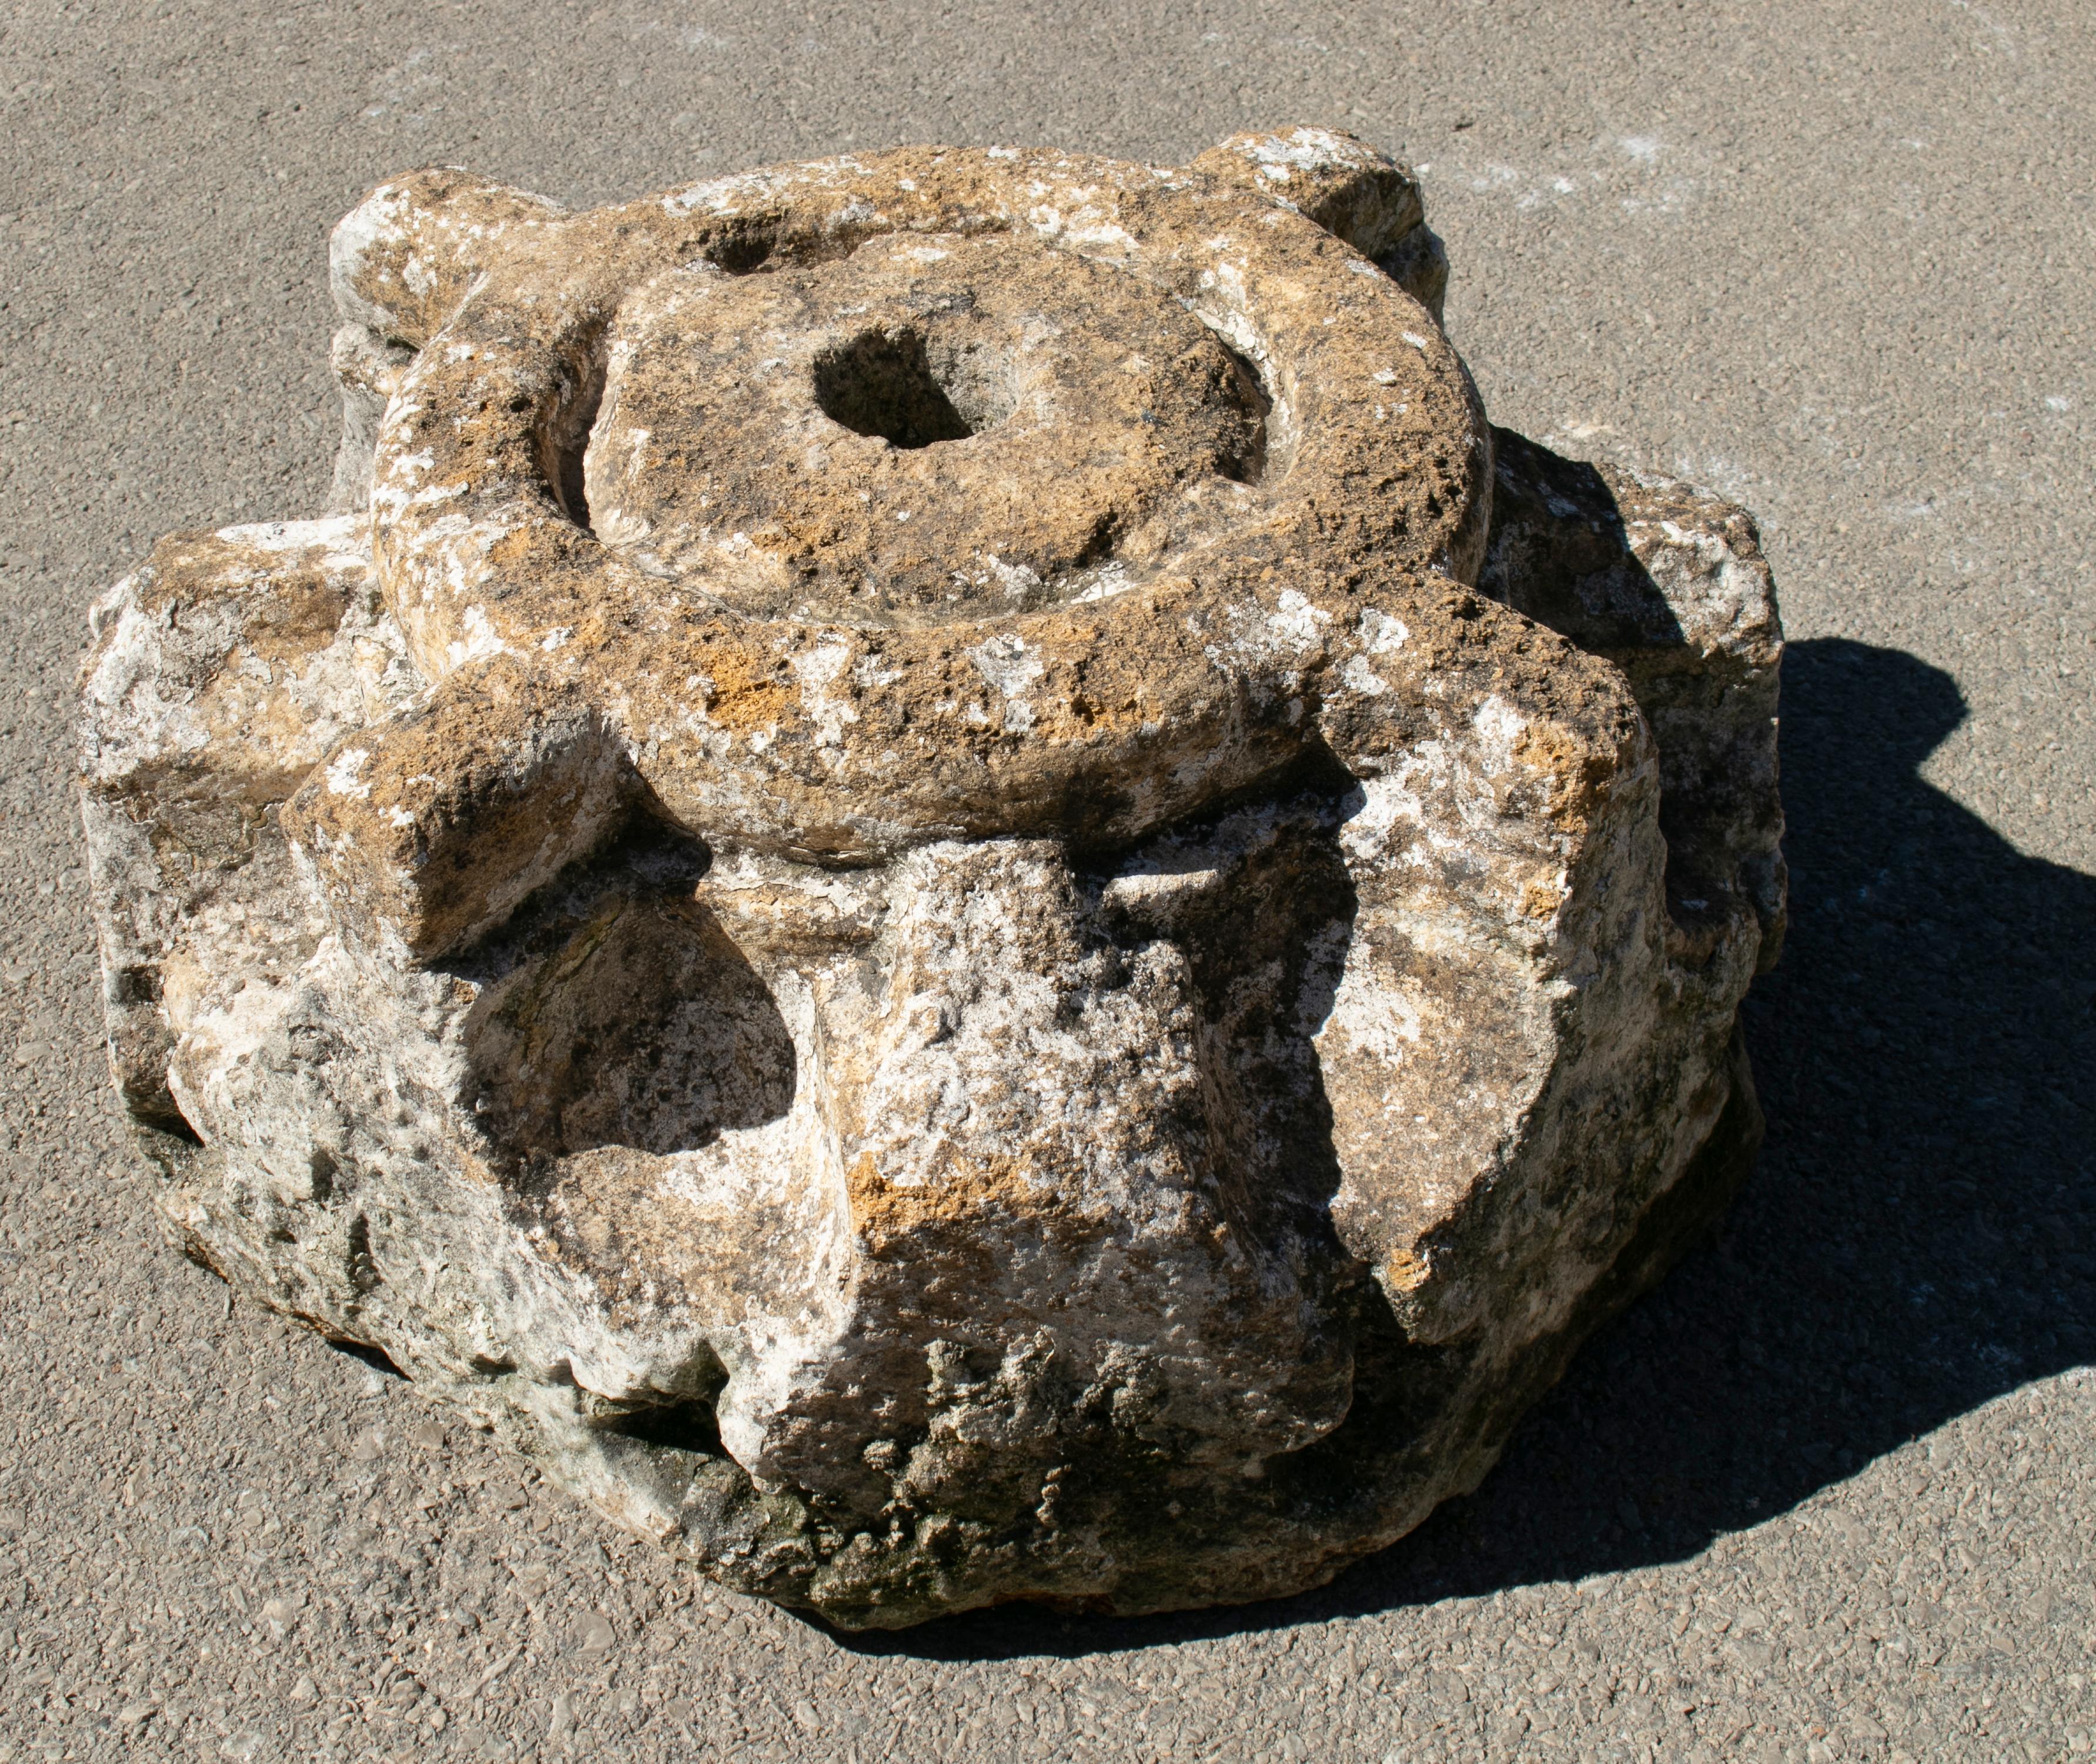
{"left": 832, "top": 636, "right": 2096, "bottom": 1661}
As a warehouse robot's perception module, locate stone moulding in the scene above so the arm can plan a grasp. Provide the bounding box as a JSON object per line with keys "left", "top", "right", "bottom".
{"left": 77, "top": 128, "right": 1784, "bottom": 1628}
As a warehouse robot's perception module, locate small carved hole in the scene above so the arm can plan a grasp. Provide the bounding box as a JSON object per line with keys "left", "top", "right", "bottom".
{"left": 706, "top": 229, "right": 775, "bottom": 275}
{"left": 594, "top": 1396, "right": 725, "bottom": 1458}
{"left": 540, "top": 335, "right": 607, "bottom": 532}
{"left": 812, "top": 326, "right": 1014, "bottom": 449}
{"left": 1215, "top": 344, "right": 1273, "bottom": 486}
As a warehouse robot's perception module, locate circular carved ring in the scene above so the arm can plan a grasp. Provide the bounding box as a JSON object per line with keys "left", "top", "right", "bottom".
{"left": 344, "top": 148, "right": 1491, "bottom": 867}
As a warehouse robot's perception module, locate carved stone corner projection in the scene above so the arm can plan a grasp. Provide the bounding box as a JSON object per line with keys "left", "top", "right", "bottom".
{"left": 77, "top": 128, "right": 1783, "bottom": 1628}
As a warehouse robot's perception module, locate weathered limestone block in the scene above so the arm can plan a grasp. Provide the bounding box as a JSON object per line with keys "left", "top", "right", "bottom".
{"left": 78, "top": 131, "right": 1782, "bottom": 1628}
{"left": 1478, "top": 429, "right": 1786, "bottom": 967}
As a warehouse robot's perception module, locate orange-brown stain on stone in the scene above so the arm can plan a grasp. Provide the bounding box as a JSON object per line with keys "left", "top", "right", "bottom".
{"left": 1519, "top": 877, "right": 1565, "bottom": 920}
{"left": 488, "top": 526, "right": 540, "bottom": 569}
{"left": 1514, "top": 720, "right": 1614, "bottom": 833}
{"left": 1383, "top": 1244, "right": 1432, "bottom": 1296}
{"left": 846, "top": 1150, "right": 1080, "bottom": 1257}
{"left": 698, "top": 642, "right": 793, "bottom": 731}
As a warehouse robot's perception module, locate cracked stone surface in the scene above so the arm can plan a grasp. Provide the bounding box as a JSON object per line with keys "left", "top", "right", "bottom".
{"left": 76, "top": 129, "right": 1783, "bottom": 1629}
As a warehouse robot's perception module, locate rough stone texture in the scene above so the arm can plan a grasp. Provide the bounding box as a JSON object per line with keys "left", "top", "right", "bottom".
{"left": 76, "top": 131, "right": 1782, "bottom": 1629}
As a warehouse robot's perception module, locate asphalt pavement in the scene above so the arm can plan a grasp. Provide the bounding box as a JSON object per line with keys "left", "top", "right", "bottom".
{"left": 1, "top": 2, "right": 2091, "bottom": 1759}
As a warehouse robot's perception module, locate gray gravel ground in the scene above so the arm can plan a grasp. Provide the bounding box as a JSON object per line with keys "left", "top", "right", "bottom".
{"left": 4, "top": 2, "right": 2093, "bottom": 1759}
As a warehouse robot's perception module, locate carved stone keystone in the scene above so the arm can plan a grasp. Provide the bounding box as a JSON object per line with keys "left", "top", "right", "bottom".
{"left": 79, "top": 129, "right": 1783, "bottom": 1627}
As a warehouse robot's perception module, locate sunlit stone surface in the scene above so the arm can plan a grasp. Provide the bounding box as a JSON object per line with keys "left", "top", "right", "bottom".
{"left": 78, "top": 129, "right": 1782, "bottom": 1628}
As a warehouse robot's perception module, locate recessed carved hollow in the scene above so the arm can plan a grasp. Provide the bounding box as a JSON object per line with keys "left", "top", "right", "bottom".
{"left": 538, "top": 333, "right": 607, "bottom": 533}
{"left": 466, "top": 890, "right": 796, "bottom": 1166}
{"left": 703, "top": 226, "right": 776, "bottom": 276}
{"left": 812, "top": 325, "right": 1013, "bottom": 448}
{"left": 79, "top": 129, "right": 1783, "bottom": 1629}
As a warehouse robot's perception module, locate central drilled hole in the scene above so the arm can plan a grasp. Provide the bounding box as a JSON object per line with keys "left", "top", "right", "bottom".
{"left": 812, "top": 326, "right": 1010, "bottom": 449}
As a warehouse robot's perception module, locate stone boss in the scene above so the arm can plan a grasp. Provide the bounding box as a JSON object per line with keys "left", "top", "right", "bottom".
{"left": 78, "top": 131, "right": 1784, "bottom": 1626}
